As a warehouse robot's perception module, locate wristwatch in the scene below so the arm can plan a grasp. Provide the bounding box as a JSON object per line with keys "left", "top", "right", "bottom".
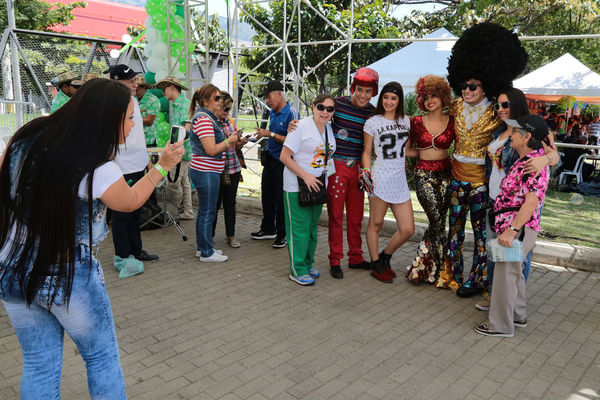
{"left": 508, "top": 225, "right": 519, "bottom": 232}
{"left": 270, "top": 132, "right": 275, "bottom": 138}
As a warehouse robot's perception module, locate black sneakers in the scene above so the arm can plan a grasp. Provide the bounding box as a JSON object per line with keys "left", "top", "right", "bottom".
{"left": 330, "top": 265, "right": 343, "bottom": 279}
{"left": 251, "top": 230, "right": 277, "bottom": 240}
{"left": 272, "top": 236, "right": 287, "bottom": 248}
{"left": 135, "top": 250, "right": 159, "bottom": 262}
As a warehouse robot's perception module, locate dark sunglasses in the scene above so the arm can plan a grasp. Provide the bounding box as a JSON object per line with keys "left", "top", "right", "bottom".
{"left": 223, "top": 107, "right": 232, "bottom": 112}
{"left": 214, "top": 95, "right": 222, "bottom": 101}
{"left": 493, "top": 101, "right": 511, "bottom": 111}
{"left": 459, "top": 82, "right": 481, "bottom": 91}
{"left": 315, "top": 103, "right": 335, "bottom": 113}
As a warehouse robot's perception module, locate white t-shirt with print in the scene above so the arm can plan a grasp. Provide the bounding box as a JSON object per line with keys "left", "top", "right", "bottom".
{"left": 363, "top": 114, "right": 411, "bottom": 204}
{"left": 487, "top": 137, "right": 509, "bottom": 200}
{"left": 283, "top": 116, "right": 335, "bottom": 193}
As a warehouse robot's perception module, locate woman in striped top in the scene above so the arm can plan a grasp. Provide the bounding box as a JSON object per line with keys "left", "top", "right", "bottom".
{"left": 188, "top": 84, "right": 239, "bottom": 263}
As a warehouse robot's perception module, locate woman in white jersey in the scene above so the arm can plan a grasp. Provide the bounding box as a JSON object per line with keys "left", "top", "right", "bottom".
{"left": 361, "top": 82, "right": 417, "bottom": 283}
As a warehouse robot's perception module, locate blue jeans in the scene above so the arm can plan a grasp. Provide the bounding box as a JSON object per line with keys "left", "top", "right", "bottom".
{"left": 0, "top": 245, "right": 127, "bottom": 399}
{"left": 189, "top": 168, "right": 221, "bottom": 257}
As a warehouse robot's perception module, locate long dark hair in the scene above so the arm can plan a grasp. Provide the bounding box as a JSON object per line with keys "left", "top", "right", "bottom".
{"left": 0, "top": 78, "right": 131, "bottom": 308}
{"left": 372, "top": 82, "right": 405, "bottom": 120}
{"left": 502, "top": 87, "right": 529, "bottom": 119}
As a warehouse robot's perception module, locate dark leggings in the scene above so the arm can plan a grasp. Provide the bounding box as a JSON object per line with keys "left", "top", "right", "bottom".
{"left": 212, "top": 171, "right": 241, "bottom": 237}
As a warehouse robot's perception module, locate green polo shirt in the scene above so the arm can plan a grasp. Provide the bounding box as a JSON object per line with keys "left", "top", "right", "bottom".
{"left": 50, "top": 90, "right": 70, "bottom": 113}
{"left": 171, "top": 94, "right": 192, "bottom": 160}
{"left": 139, "top": 92, "right": 161, "bottom": 146}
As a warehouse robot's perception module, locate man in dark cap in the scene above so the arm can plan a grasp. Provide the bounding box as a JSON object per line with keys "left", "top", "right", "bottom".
{"left": 251, "top": 80, "right": 299, "bottom": 249}
{"left": 107, "top": 64, "right": 159, "bottom": 269}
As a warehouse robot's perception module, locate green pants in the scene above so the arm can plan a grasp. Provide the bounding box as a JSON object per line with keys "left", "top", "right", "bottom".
{"left": 283, "top": 191, "right": 323, "bottom": 277}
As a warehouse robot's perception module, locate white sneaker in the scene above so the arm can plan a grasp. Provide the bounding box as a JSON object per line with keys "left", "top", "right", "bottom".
{"left": 196, "top": 249, "right": 222, "bottom": 258}
{"left": 199, "top": 252, "right": 228, "bottom": 262}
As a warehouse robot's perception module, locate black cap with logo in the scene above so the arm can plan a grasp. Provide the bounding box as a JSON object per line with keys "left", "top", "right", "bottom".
{"left": 505, "top": 114, "right": 549, "bottom": 141}
{"left": 104, "top": 64, "right": 139, "bottom": 80}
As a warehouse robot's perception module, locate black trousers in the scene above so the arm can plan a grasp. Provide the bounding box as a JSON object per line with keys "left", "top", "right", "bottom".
{"left": 111, "top": 170, "right": 145, "bottom": 258}
{"left": 260, "top": 155, "right": 285, "bottom": 237}
{"left": 213, "top": 171, "right": 241, "bottom": 237}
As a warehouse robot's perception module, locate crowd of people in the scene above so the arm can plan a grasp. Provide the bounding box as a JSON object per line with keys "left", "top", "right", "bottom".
{"left": 0, "top": 21, "right": 586, "bottom": 398}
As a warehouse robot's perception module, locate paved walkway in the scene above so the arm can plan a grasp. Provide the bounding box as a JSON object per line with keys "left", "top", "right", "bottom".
{"left": 1, "top": 211, "right": 599, "bottom": 400}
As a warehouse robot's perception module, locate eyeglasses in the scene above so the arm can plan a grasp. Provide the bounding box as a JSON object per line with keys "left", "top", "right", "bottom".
{"left": 459, "top": 82, "right": 481, "bottom": 91}
{"left": 315, "top": 104, "right": 335, "bottom": 113}
{"left": 214, "top": 95, "right": 222, "bottom": 101}
{"left": 223, "top": 107, "right": 231, "bottom": 112}
{"left": 494, "top": 101, "right": 511, "bottom": 111}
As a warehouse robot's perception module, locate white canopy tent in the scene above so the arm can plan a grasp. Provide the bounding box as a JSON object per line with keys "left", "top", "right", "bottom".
{"left": 514, "top": 53, "right": 600, "bottom": 102}
{"left": 365, "top": 28, "right": 456, "bottom": 103}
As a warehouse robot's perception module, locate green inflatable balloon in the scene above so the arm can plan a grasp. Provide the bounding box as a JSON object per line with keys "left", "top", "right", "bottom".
{"left": 156, "top": 120, "right": 171, "bottom": 147}
{"left": 144, "top": 71, "right": 156, "bottom": 84}
{"left": 159, "top": 96, "right": 169, "bottom": 113}
{"left": 149, "top": 88, "right": 164, "bottom": 98}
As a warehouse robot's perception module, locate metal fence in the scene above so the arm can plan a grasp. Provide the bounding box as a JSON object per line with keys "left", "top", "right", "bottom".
{"left": 0, "top": 99, "right": 39, "bottom": 153}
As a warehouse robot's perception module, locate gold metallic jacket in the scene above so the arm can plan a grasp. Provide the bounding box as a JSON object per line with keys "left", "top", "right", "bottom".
{"left": 450, "top": 98, "right": 502, "bottom": 160}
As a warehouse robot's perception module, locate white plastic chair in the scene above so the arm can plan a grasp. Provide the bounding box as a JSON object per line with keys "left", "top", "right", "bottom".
{"left": 558, "top": 153, "right": 587, "bottom": 185}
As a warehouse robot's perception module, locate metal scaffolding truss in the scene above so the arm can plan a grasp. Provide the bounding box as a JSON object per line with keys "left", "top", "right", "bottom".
{"left": 224, "top": 0, "right": 600, "bottom": 120}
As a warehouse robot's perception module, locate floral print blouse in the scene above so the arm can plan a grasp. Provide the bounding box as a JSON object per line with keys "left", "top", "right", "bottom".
{"left": 493, "top": 148, "right": 549, "bottom": 233}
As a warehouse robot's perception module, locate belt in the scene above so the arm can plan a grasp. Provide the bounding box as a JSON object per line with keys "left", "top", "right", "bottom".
{"left": 332, "top": 156, "right": 358, "bottom": 168}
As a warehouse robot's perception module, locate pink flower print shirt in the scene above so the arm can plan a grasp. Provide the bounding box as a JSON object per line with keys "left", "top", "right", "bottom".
{"left": 493, "top": 148, "right": 549, "bottom": 233}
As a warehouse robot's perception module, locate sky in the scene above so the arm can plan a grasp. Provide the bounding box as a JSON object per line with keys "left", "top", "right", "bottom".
{"left": 206, "top": 0, "right": 440, "bottom": 19}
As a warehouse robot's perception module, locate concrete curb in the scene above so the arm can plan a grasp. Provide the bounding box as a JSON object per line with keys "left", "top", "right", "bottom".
{"left": 236, "top": 196, "right": 600, "bottom": 273}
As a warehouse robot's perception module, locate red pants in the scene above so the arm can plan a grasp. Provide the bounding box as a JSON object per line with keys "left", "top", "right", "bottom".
{"left": 326, "top": 160, "right": 365, "bottom": 266}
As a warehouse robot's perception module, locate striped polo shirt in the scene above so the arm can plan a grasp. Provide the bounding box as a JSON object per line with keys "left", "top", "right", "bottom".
{"left": 190, "top": 116, "right": 226, "bottom": 173}
{"left": 332, "top": 96, "right": 375, "bottom": 159}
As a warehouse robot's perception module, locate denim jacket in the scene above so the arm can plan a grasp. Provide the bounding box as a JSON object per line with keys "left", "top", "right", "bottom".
{"left": 189, "top": 107, "right": 226, "bottom": 160}
{"left": 484, "top": 125, "right": 519, "bottom": 178}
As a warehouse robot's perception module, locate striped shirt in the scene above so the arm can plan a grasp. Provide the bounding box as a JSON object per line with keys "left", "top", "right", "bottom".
{"left": 589, "top": 121, "right": 600, "bottom": 138}
{"left": 332, "top": 96, "right": 375, "bottom": 159}
{"left": 190, "top": 116, "right": 225, "bottom": 173}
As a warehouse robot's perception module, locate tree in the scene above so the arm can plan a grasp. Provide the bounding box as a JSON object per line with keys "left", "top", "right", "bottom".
{"left": 192, "top": 12, "right": 229, "bottom": 52}
{"left": 0, "top": 0, "right": 86, "bottom": 31}
{"left": 241, "top": 0, "right": 405, "bottom": 94}
{"left": 396, "top": 0, "right": 600, "bottom": 73}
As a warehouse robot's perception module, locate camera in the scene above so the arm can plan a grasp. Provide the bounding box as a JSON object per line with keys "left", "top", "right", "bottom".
{"left": 170, "top": 125, "right": 189, "bottom": 144}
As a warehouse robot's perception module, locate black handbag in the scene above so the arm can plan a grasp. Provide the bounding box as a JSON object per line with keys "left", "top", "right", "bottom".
{"left": 297, "top": 127, "right": 329, "bottom": 207}
{"left": 298, "top": 172, "right": 327, "bottom": 206}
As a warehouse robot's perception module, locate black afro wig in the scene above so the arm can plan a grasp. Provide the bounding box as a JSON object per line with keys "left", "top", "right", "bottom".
{"left": 447, "top": 22, "right": 528, "bottom": 100}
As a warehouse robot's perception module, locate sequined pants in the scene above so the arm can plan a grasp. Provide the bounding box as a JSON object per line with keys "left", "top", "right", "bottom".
{"left": 436, "top": 179, "right": 488, "bottom": 291}
{"left": 407, "top": 167, "right": 451, "bottom": 283}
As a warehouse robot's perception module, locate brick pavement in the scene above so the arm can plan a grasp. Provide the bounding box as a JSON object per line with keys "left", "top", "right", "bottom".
{"left": 1, "top": 211, "right": 599, "bottom": 400}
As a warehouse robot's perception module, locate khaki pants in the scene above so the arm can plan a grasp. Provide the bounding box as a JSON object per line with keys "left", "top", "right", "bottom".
{"left": 488, "top": 227, "right": 537, "bottom": 335}
{"left": 165, "top": 160, "right": 193, "bottom": 217}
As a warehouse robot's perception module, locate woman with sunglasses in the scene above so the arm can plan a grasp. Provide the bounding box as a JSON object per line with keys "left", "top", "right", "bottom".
{"left": 280, "top": 94, "right": 336, "bottom": 286}
{"left": 361, "top": 81, "right": 416, "bottom": 283}
{"left": 476, "top": 87, "right": 559, "bottom": 311}
{"left": 406, "top": 75, "right": 455, "bottom": 284}
{"left": 188, "top": 84, "right": 239, "bottom": 263}
{"left": 212, "top": 92, "right": 248, "bottom": 248}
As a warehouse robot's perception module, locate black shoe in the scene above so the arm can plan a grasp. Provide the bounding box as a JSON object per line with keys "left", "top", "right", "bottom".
{"left": 456, "top": 284, "right": 481, "bottom": 298}
{"left": 330, "top": 265, "right": 343, "bottom": 279}
{"left": 251, "top": 230, "right": 277, "bottom": 240}
{"left": 348, "top": 260, "right": 371, "bottom": 270}
{"left": 135, "top": 250, "right": 159, "bottom": 262}
{"left": 273, "top": 236, "right": 287, "bottom": 248}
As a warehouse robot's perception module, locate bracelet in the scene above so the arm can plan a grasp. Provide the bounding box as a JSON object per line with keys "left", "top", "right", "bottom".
{"left": 363, "top": 167, "right": 370, "bottom": 172}
{"left": 147, "top": 173, "right": 159, "bottom": 187}
{"left": 509, "top": 225, "right": 519, "bottom": 232}
{"left": 154, "top": 164, "right": 168, "bottom": 177}
{"left": 224, "top": 139, "right": 230, "bottom": 148}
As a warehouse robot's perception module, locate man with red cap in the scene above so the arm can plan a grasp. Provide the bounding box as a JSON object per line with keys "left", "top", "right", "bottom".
{"left": 327, "top": 67, "right": 379, "bottom": 279}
